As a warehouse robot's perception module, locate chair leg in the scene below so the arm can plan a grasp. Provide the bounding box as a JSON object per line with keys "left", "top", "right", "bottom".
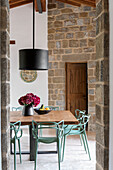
{"left": 18, "top": 139, "right": 22, "bottom": 164}
{"left": 14, "top": 139, "right": 16, "bottom": 170}
{"left": 34, "top": 141, "right": 38, "bottom": 170}
{"left": 84, "top": 132, "right": 91, "bottom": 160}
{"left": 62, "top": 135, "right": 66, "bottom": 162}
{"left": 39, "top": 125, "right": 42, "bottom": 138}
{"left": 57, "top": 139, "right": 61, "bottom": 170}
{"left": 81, "top": 134, "right": 87, "bottom": 153}
{"left": 80, "top": 134, "right": 82, "bottom": 145}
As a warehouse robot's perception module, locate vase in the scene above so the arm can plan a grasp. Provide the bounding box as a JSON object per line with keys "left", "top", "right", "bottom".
{"left": 22, "top": 104, "right": 34, "bottom": 116}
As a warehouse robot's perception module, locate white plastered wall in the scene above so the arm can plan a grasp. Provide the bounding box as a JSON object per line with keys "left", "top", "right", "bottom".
{"left": 10, "top": 3, "right": 48, "bottom": 108}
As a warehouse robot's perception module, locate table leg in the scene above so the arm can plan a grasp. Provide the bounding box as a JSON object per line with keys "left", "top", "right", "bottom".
{"left": 29, "top": 125, "right": 36, "bottom": 161}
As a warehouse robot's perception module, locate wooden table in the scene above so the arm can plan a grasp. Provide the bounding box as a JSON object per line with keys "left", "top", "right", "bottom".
{"left": 10, "top": 110, "right": 78, "bottom": 161}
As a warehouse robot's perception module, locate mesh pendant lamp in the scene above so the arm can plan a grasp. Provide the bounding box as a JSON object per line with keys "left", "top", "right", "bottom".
{"left": 19, "top": 0, "right": 48, "bottom": 70}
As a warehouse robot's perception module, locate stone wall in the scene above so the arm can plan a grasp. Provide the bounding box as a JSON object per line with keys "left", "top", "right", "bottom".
{"left": 96, "top": 0, "right": 109, "bottom": 169}
{"left": 0, "top": 0, "right": 10, "bottom": 169}
{"left": 48, "top": 0, "right": 96, "bottom": 131}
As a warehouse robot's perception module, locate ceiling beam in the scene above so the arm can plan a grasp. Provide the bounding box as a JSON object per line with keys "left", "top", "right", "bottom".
{"left": 35, "top": 0, "right": 46, "bottom": 12}
{"left": 9, "top": 0, "right": 32, "bottom": 8}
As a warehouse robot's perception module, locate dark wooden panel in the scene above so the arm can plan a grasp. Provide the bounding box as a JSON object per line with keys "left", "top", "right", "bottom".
{"left": 10, "top": 40, "right": 16, "bottom": 44}
{"left": 66, "top": 63, "right": 87, "bottom": 115}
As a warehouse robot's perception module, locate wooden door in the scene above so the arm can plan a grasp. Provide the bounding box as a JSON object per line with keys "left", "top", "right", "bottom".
{"left": 66, "top": 63, "right": 87, "bottom": 115}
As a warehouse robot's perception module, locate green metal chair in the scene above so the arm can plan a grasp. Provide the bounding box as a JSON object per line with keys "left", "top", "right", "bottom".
{"left": 62, "top": 115, "right": 91, "bottom": 161}
{"left": 75, "top": 109, "right": 86, "bottom": 120}
{"left": 12, "top": 107, "right": 23, "bottom": 111}
{"left": 39, "top": 106, "right": 59, "bottom": 137}
{"left": 32, "top": 120, "right": 64, "bottom": 170}
{"left": 10, "top": 121, "right": 23, "bottom": 170}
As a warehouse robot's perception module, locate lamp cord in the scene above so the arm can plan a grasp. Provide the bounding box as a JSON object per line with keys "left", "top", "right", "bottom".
{"left": 33, "top": 0, "right": 35, "bottom": 49}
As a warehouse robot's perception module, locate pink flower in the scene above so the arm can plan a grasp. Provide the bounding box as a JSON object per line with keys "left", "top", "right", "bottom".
{"left": 18, "top": 93, "right": 40, "bottom": 107}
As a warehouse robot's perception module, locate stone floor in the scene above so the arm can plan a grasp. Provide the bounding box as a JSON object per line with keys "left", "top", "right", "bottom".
{"left": 10, "top": 127, "right": 96, "bottom": 170}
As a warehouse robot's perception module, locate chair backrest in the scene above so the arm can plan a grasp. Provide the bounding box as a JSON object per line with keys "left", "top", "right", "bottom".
{"left": 32, "top": 120, "right": 64, "bottom": 139}
{"left": 10, "top": 121, "right": 22, "bottom": 139}
{"left": 75, "top": 109, "right": 86, "bottom": 120}
{"left": 45, "top": 106, "right": 59, "bottom": 110}
{"left": 12, "top": 107, "right": 23, "bottom": 111}
{"left": 79, "top": 114, "right": 91, "bottom": 130}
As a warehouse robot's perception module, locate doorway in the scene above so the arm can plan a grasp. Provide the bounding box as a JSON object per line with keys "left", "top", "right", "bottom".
{"left": 66, "top": 63, "right": 88, "bottom": 115}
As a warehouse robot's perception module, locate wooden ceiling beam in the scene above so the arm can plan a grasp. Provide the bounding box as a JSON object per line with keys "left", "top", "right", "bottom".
{"left": 73, "top": 0, "right": 96, "bottom": 7}
{"left": 9, "top": 0, "right": 32, "bottom": 8}
{"left": 35, "top": 0, "right": 46, "bottom": 12}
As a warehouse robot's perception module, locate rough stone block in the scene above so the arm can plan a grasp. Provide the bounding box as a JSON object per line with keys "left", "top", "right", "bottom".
{"left": 1, "top": 58, "right": 10, "bottom": 82}
{"left": 83, "top": 6, "right": 91, "bottom": 11}
{"left": 48, "top": 70, "right": 54, "bottom": 76}
{"left": 96, "top": 84, "right": 104, "bottom": 105}
{"left": 66, "top": 33, "right": 74, "bottom": 39}
{"left": 64, "top": 20, "right": 76, "bottom": 26}
{"left": 48, "top": 34, "right": 54, "bottom": 40}
{"left": 48, "top": 41, "right": 55, "bottom": 48}
{"left": 68, "top": 26, "right": 79, "bottom": 32}
{"left": 62, "top": 54, "right": 90, "bottom": 62}
{"left": 88, "top": 38, "right": 95, "bottom": 46}
{"left": 62, "top": 40, "right": 68, "bottom": 48}
{"left": 55, "top": 33, "right": 65, "bottom": 40}
{"left": 65, "top": 49, "right": 72, "bottom": 54}
{"left": 77, "top": 19, "right": 84, "bottom": 25}
{"left": 96, "top": 142, "right": 109, "bottom": 169}
{"left": 54, "top": 69, "right": 64, "bottom": 76}
{"left": 53, "top": 49, "right": 64, "bottom": 54}
{"left": 73, "top": 48, "right": 82, "bottom": 53}
{"left": 75, "top": 32, "right": 85, "bottom": 39}
{"left": 53, "top": 77, "right": 65, "bottom": 83}
{"left": 61, "top": 8, "right": 73, "bottom": 13}
{"left": 48, "top": 16, "right": 55, "bottom": 22}
{"left": 56, "top": 41, "right": 61, "bottom": 48}
{"left": 54, "top": 21, "right": 63, "bottom": 27}
{"left": 80, "top": 39, "right": 87, "bottom": 47}
{"left": 96, "top": 123, "right": 109, "bottom": 147}
{"left": 89, "top": 89, "right": 95, "bottom": 95}
{"left": 101, "top": 60, "right": 109, "bottom": 82}
{"left": 96, "top": 104, "right": 102, "bottom": 123}
{"left": 69, "top": 40, "right": 79, "bottom": 47}
{"left": 52, "top": 62, "right": 58, "bottom": 69}
{"left": 1, "top": 83, "right": 10, "bottom": 107}
{"left": 56, "top": 14, "right": 69, "bottom": 20}
{"left": 79, "top": 12, "right": 88, "bottom": 17}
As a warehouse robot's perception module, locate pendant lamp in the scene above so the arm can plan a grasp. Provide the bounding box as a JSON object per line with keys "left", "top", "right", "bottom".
{"left": 19, "top": 0, "right": 48, "bottom": 70}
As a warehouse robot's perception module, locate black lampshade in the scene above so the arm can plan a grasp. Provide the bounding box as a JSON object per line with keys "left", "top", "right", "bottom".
{"left": 19, "top": 49, "right": 48, "bottom": 70}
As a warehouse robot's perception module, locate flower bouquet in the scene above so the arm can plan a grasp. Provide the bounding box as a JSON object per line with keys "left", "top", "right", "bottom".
{"left": 18, "top": 93, "right": 40, "bottom": 116}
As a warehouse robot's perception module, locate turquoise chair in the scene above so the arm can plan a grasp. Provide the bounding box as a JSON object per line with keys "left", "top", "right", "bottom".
{"left": 39, "top": 106, "right": 59, "bottom": 137}
{"left": 75, "top": 109, "right": 86, "bottom": 120}
{"left": 32, "top": 120, "right": 64, "bottom": 170}
{"left": 75, "top": 109, "right": 86, "bottom": 145}
{"left": 10, "top": 121, "right": 23, "bottom": 170}
{"left": 12, "top": 107, "right": 23, "bottom": 111}
{"left": 62, "top": 115, "right": 91, "bottom": 161}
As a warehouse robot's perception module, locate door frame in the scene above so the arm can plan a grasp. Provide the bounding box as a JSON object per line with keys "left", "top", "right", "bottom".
{"left": 65, "top": 62, "right": 88, "bottom": 115}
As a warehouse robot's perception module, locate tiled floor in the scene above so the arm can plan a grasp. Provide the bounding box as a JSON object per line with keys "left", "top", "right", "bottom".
{"left": 10, "top": 127, "right": 96, "bottom": 170}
